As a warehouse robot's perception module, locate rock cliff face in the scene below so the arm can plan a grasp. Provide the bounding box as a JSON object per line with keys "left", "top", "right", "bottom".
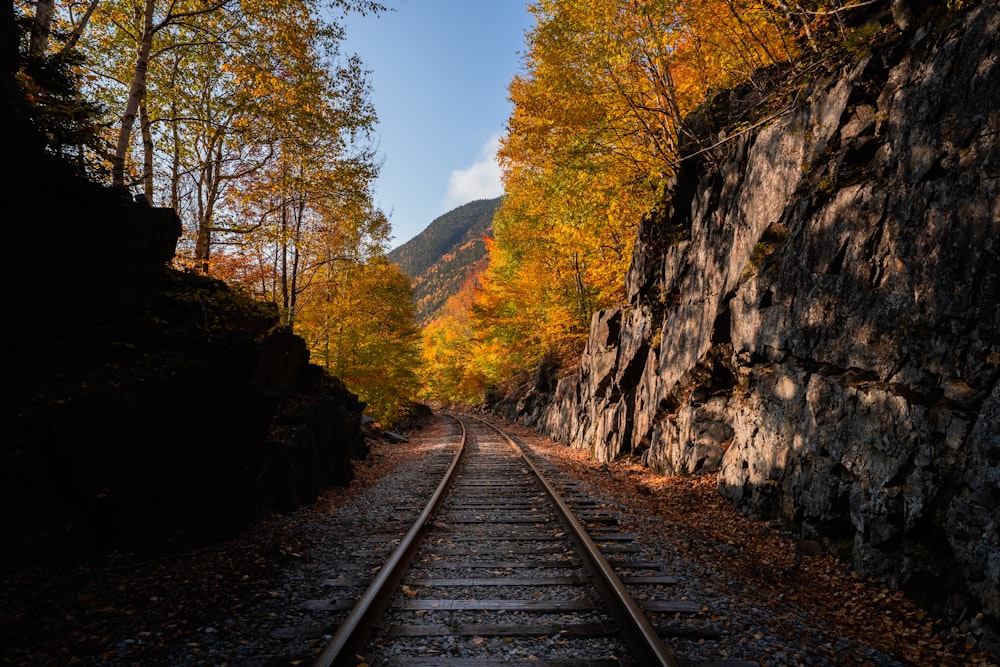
{"left": 2, "top": 74, "right": 366, "bottom": 559}
{"left": 2, "top": 213, "right": 368, "bottom": 559}
{"left": 516, "top": 2, "right": 1000, "bottom": 649}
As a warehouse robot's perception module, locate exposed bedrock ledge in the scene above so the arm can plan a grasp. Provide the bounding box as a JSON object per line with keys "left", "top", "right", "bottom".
{"left": 507, "top": 1, "right": 1000, "bottom": 650}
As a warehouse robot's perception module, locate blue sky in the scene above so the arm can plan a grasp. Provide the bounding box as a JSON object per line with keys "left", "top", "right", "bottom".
{"left": 341, "top": 1, "right": 534, "bottom": 249}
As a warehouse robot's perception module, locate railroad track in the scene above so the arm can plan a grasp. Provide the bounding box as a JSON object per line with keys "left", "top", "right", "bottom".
{"left": 308, "top": 414, "right": 759, "bottom": 667}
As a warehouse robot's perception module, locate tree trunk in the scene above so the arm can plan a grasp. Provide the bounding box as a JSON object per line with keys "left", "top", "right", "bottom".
{"left": 140, "top": 96, "right": 154, "bottom": 200}
{"left": 169, "top": 57, "right": 181, "bottom": 210}
{"left": 170, "top": 111, "right": 180, "bottom": 209}
{"left": 288, "top": 199, "right": 304, "bottom": 327}
{"left": 193, "top": 129, "right": 224, "bottom": 273}
{"left": 194, "top": 184, "right": 211, "bottom": 273}
{"left": 280, "top": 203, "right": 289, "bottom": 319}
{"left": 28, "top": 0, "right": 56, "bottom": 60}
{"left": 572, "top": 251, "right": 591, "bottom": 321}
{"left": 62, "top": 0, "right": 101, "bottom": 54}
{"left": 194, "top": 224, "right": 211, "bottom": 272}
{"left": 112, "top": 0, "right": 156, "bottom": 187}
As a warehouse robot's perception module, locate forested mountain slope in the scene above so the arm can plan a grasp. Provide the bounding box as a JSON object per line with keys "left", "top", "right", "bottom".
{"left": 388, "top": 197, "right": 500, "bottom": 323}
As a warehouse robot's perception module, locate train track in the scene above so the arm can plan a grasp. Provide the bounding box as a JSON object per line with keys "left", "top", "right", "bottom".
{"left": 308, "top": 415, "right": 759, "bottom": 667}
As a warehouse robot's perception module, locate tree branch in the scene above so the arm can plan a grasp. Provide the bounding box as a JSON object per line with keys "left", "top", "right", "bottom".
{"left": 794, "top": 0, "right": 881, "bottom": 16}
{"left": 155, "top": 0, "right": 235, "bottom": 33}
{"left": 60, "top": 0, "right": 101, "bottom": 53}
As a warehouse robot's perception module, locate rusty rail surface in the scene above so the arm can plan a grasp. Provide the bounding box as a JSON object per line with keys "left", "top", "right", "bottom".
{"left": 312, "top": 416, "right": 467, "bottom": 667}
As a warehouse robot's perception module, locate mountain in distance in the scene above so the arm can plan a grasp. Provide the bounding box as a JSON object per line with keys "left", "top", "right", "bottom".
{"left": 388, "top": 197, "right": 501, "bottom": 324}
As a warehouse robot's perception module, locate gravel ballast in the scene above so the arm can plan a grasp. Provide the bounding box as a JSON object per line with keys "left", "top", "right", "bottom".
{"left": 1, "top": 414, "right": 995, "bottom": 666}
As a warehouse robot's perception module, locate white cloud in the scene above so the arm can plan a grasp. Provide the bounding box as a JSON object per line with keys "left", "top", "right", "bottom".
{"left": 442, "top": 134, "right": 504, "bottom": 210}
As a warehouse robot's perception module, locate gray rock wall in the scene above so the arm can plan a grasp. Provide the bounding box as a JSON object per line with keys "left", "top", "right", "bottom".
{"left": 524, "top": 2, "right": 1000, "bottom": 648}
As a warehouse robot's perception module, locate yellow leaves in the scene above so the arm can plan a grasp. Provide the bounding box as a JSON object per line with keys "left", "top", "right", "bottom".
{"left": 299, "top": 257, "right": 421, "bottom": 424}
{"left": 421, "top": 0, "right": 798, "bottom": 407}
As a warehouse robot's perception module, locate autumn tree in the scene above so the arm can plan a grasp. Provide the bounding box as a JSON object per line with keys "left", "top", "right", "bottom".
{"left": 17, "top": 0, "right": 429, "bottom": 424}
{"left": 13, "top": 0, "right": 108, "bottom": 174}
{"left": 422, "top": 0, "right": 795, "bottom": 405}
{"left": 420, "top": 272, "right": 497, "bottom": 405}
{"left": 220, "top": 39, "right": 383, "bottom": 319}
{"left": 299, "top": 255, "right": 421, "bottom": 425}
{"left": 75, "top": 0, "right": 382, "bottom": 275}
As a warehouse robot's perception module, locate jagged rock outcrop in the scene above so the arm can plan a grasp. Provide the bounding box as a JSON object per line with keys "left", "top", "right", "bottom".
{"left": 521, "top": 2, "right": 1000, "bottom": 650}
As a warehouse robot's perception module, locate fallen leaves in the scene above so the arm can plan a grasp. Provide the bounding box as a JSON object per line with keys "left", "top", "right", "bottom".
{"left": 496, "top": 419, "right": 996, "bottom": 667}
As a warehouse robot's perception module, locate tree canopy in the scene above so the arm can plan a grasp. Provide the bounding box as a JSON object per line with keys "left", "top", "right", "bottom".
{"left": 419, "top": 0, "right": 797, "bottom": 404}
{"left": 14, "top": 0, "right": 426, "bottom": 425}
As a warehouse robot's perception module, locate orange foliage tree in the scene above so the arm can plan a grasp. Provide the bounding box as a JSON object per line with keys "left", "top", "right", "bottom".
{"left": 421, "top": 0, "right": 795, "bottom": 404}
{"left": 419, "top": 263, "right": 527, "bottom": 406}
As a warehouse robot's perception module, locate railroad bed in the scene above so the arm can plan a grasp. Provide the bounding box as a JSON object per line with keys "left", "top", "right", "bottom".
{"left": 308, "top": 415, "right": 760, "bottom": 666}
{"left": 3, "top": 414, "right": 971, "bottom": 665}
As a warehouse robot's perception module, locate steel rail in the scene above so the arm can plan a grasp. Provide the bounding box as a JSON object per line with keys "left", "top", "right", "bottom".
{"left": 313, "top": 416, "right": 467, "bottom": 667}
{"left": 470, "top": 414, "right": 681, "bottom": 667}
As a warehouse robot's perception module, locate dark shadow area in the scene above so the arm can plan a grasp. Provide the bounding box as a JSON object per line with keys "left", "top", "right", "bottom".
{"left": 0, "top": 31, "right": 367, "bottom": 564}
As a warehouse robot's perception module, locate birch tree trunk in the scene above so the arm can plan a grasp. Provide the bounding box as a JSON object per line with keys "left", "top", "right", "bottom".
{"left": 112, "top": 0, "right": 156, "bottom": 187}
